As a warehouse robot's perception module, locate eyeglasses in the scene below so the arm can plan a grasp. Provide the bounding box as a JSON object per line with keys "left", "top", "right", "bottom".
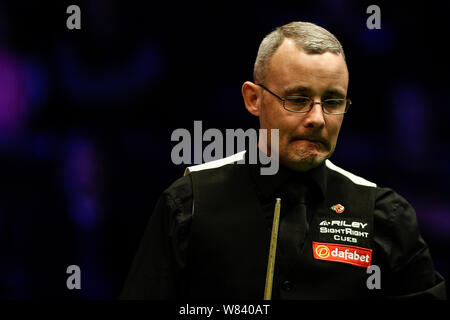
{"left": 257, "top": 84, "right": 351, "bottom": 115}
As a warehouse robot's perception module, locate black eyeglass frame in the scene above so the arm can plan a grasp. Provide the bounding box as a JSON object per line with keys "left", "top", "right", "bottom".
{"left": 257, "top": 83, "right": 351, "bottom": 115}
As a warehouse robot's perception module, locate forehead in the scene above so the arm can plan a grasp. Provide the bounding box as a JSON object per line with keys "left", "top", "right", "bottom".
{"left": 266, "top": 38, "right": 349, "bottom": 95}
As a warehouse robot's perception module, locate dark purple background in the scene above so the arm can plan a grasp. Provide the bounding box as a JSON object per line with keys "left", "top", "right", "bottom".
{"left": 0, "top": 1, "right": 449, "bottom": 298}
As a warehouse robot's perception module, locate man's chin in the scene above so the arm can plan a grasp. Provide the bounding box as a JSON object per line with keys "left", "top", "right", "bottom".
{"left": 280, "top": 153, "right": 327, "bottom": 172}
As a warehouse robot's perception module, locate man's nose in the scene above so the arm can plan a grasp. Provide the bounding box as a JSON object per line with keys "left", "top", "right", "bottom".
{"left": 304, "top": 102, "right": 325, "bottom": 129}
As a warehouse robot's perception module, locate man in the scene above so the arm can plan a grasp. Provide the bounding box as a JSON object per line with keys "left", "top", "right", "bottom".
{"left": 121, "top": 22, "right": 446, "bottom": 299}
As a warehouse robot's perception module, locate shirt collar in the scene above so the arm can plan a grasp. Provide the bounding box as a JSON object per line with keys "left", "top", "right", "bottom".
{"left": 245, "top": 149, "right": 327, "bottom": 204}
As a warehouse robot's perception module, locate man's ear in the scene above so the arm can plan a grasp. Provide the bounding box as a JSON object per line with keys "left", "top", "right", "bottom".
{"left": 241, "top": 81, "right": 261, "bottom": 117}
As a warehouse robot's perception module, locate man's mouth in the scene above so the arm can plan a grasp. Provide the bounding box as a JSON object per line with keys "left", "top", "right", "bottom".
{"left": 292, "top": 137, "right": 323, "bottom": 143}
{"left": 291, "top": 137, "right": 328, "bottom": 148}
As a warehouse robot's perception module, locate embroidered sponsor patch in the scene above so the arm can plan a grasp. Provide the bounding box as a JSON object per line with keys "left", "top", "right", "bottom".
{"left": 314, "top": 217, "right": 371, "bottom": 246}
{"left": 312, "top": 241, "right": 372, "bottom": 268}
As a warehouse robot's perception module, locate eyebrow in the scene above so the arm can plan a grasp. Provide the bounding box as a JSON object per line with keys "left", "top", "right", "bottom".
{"left": 284, "top": 85, "right": 311, "bottom": 96}
{"left": 284, "top": 85, "right": 346, "bottom": 98}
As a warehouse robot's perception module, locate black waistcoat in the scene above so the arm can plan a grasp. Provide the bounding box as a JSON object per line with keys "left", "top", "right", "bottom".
{"left": 185, "top": 162, "right": 377, "bottom": 299}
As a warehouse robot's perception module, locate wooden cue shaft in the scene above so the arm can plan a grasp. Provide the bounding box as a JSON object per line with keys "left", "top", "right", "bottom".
{"left": 264, "top": 198, "right": 281, "bottom": 300}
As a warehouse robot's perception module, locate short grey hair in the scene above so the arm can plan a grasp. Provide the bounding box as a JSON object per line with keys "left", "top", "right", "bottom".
{"left": 253, "top": 21, "right": 346, "bottom": 83}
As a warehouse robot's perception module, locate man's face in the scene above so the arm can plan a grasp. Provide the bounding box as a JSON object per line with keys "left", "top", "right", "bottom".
{"left": 259, "top": 38, "right": 349, "bottom": 172}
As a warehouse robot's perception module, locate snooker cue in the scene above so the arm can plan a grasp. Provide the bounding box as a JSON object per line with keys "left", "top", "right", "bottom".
{"left": 264, "top": 198, "right": 281, "bottom": 300}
